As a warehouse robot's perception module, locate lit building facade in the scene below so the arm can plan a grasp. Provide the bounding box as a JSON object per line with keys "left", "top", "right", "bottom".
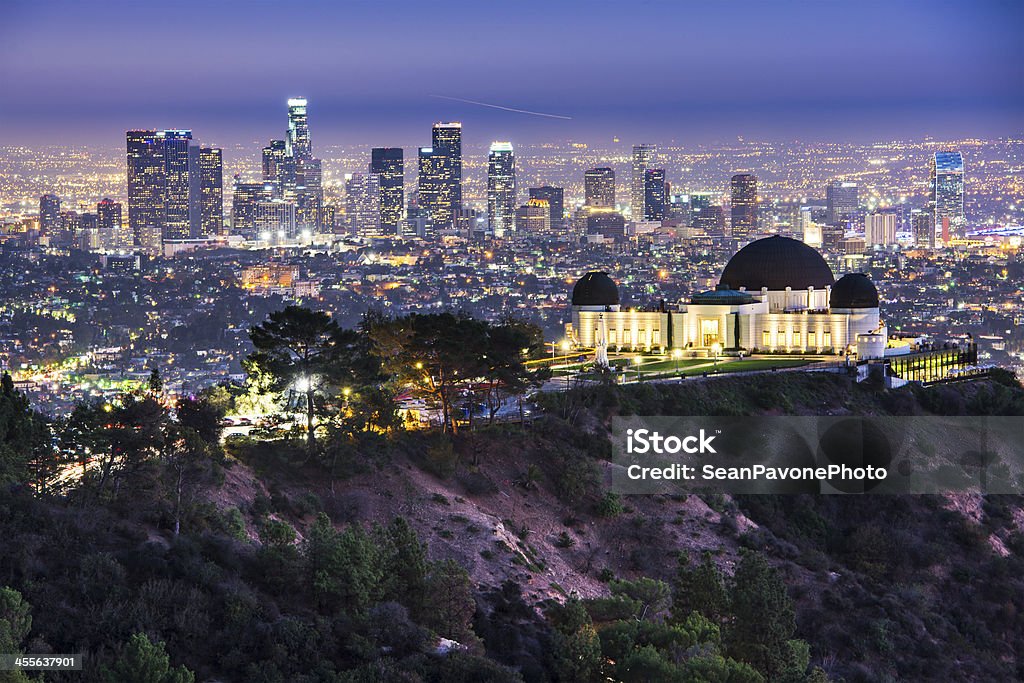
{"left": 198, "top": 147, "right": 223, "bottom": 237}
{"left": 643, "top": 169, "right": 666, "bottom": 221}
{"left": 585, "top": 167, "right": 615, "bottom": 208}
{"left": 487, "top": 141, "right": 516, "bottom": 236}
{"left": 419, "top": 122, "right": 462, "bottom": 231}
{"left": 568, "top": 236, "right": 885, "bottom": 356}
{"left": 730, "top": 173, "right": 757, "bottom": 241}
{"left": 630, "top": 144, "right": 656, "bottom": 220}
{"left": 930, "top": 151, "right": 965, "bottom": 244}
{"left": 371, "top": 147, "right": 404, "bottom": 235}
{"left": 826, "top": 180, "right": 859, "bottom": 226}
{"left": 529, "top": 186, "right": 565, "bottom": 233}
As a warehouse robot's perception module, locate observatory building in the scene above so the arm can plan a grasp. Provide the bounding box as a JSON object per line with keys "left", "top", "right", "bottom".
{"left": 567, "top": 236, "right": 887, "bottom": 359}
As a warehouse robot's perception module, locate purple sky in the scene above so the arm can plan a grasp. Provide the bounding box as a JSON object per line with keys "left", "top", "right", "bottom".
{"left": 1, "top": 0, "right": 1021, "bottom": 148}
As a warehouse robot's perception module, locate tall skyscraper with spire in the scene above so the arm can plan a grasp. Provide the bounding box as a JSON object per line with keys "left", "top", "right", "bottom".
{"left": 286, "top": 98, "right": 311, "bottom": 160}
{"left": 630, "top": 144, "right": 656, "bottom": 220}
{"left": 487, "top": 141, "right": 516, "bottom": 236}
{"left": 257, "top": 98, "right": 325, "bottom": 232}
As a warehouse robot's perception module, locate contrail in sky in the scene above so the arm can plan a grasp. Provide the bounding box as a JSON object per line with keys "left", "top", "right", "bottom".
{"left": 430, "top": 95, "right": 572, "bottom": 120}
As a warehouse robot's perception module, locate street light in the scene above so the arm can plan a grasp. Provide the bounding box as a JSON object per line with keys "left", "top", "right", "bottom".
{"left": 672, "top": 348, "right": 683, "bottom": 375}
{"left": 711, "top": 343, "right": 722, "bottom": 372}
{"left": 633, "top": 355, "right": 643, "bottom": 382}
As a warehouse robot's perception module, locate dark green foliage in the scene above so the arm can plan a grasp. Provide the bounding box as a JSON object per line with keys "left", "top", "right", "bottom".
{"left": 595, "top": 491, "right": 625, "bottom": 517}
{"left": 0, "top": 586, "right": 32, "bottom": 661}
{"left": 546, "top": 597, "right": 603, "bottom": 682}
{"left": 100, "top": 632, "right": 195, "bottom": 683}
{"left": 0, "top": 372, "right": 52, "bottom": 490}
{"left": 672, "top": 552, "right": 729, "bottom": 624}
{"left": 726, "top": 551, "right": 798, "bottom": 679}
{"left": 0, "top": 489, "right": 525, "bottom": 682}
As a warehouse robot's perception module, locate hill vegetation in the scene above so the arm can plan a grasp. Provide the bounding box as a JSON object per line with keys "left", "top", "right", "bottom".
{"left": 1, "top": 310, "right": 1023, "bottom": 681}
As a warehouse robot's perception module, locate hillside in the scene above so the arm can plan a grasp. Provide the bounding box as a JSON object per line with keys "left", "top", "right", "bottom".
{"left": 2, "top": 371, "right": 1023, "bottom": 681}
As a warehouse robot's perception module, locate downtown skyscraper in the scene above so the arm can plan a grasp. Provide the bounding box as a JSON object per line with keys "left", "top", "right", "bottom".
{"left": 643, "top": 169, "right": 666, "bottom": 221}
{"left": 254, "top": 98, "right": 324, "bottom": 233}
{"left": 584, "top": 167, "right": 615, "bottom": 208}
{"left": 826, "top": 180, "right": 859, "bottom": 226}
{"left": 529, "top": 186, "right": 564, "bottom": 233}
{"left": 97, "top": 198, "right": 129, "bottom": 250}
{"left": 126, "top": 130, "right": 177, "bottom": 253}
{"left": 286, "top": 98, "right": 312, "bottom": 160}
{"left": 730, "top": 173, "right": 757, "bottom": 241}
{"left": 418, "top": 122, "right": 462, "bottom": 231}
{"left": 127, "top": 130, "right": 223, "bottom": 253}
{"left": 487, "top": 141, "right": 516, "bottom": 236}
{"left": 39, "top": 194, "right": 60, "bottom": 237}
{"left": 930, "top": 151, "right": 965, "bottom": 244}
{"left": 197, "top": 147, "right": 223, "bottom": 237}
{"left": 370, "top": 148, "right": 404, "bottom": 235}
{"left": 630, "top": 144, "right": 656, "bottom": 220}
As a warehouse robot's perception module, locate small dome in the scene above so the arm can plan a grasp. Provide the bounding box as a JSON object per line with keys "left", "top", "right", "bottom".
{"left": 830, "top": 273, "right": 879, "bottom": 309}
{"left": 571, "top": 272, "right": 619, "bottom": 307}
{"left": 719, "top": 235, "right": 835, "bottom": 291}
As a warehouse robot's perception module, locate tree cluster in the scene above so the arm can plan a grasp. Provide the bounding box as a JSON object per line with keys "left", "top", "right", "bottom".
{"left": 245, "top": 307, "right": 549, "bottom": 442}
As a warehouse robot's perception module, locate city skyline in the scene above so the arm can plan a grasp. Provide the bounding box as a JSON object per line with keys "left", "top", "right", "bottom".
{"left": 1, "top": 0, "right": 1021, "bottom": 147}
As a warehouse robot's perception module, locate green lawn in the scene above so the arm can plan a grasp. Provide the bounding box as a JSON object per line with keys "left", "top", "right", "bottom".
{"left": 552, "top": 354, "right": 817, "bottom": 380}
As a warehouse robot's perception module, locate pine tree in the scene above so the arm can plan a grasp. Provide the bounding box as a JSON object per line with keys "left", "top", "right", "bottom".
{"left": 726, "top": 551, "right": 797, "bottom": 679}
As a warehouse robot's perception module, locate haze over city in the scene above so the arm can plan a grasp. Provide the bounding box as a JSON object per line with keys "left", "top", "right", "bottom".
{"left": 1, "top": 0, "right": 1022, "bottom": 146}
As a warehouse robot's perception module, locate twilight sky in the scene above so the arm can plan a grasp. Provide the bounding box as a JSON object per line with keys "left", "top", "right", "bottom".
{"left": 1, "top": 0, "right": 1021, "bottom": 149}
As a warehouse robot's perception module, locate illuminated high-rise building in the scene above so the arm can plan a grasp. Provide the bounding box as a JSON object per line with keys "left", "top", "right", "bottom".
{"left": 529, "top": 186, "right": 564, "bottom": 232}
{"left": 865, "top": 212, "right": 897, "bottom": 247}
{"left": 370, "top": 147, "right": 404, "bottom": 235}
{"left": 643, "top": 169, "right": 666, "bottom": 221}
{"left": 930, "top": 151, "right": 965, "bottom": 244}
{"left": 345, "top": 173, "right": 381, "bottom": 235}
{"left": 911, "top": 208, "right": 935, "bottom": 249}
{"left": 417, "top": 147, "right": 443, "bottom": 236}
{"left": 231, "top": 180, "right": 276, "bottom": 237}
{"left": 97, "top": 198, "right": 129, "bottom": 250}
{"left": 516, "top": 199, "right": 550, "bottom": 234}
{"left": 126, "top": 131, "right": 163, "bottom": 252}
{"left": 39, "top": 194, "right": 60, "bottom": 237}
{"left": 254, "top": 200, "right": 296, "bottom": 241}
{"left": 286, "top": 97, "right": 311, "bottom": 159}
{"left": 630, "top": 144, "right": 656, "bottom": 219}
{"left": 730, "top": 173, "right": 757, "bottom": 240}
{"left": 419, "top": 122, "right": 462, "bottom": 230}
{"left": 126, "top": 129, "right": 197, "bottom": 253}
{"left": 691, "top": 192, "right": 724, "bottom": 234}
{"left": 826, "top": 180, "right": 859, "bottom": 225}
{"left": 294, "top": 156, "right": 322, "bottom": 230}
{"left": 585, "top": 167, "right": 615, "bottom": 208}
{"left": 262, "top": 139, "right": 289, "bottom": 184}
{"left": 160, "top": 130, "right": 193, "bottom": 242}
{"left": 197, "top": 147, "right": 223, "bottom": 237}
{"left": 487, "top": 141, "right": 516, "bottom": 236}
